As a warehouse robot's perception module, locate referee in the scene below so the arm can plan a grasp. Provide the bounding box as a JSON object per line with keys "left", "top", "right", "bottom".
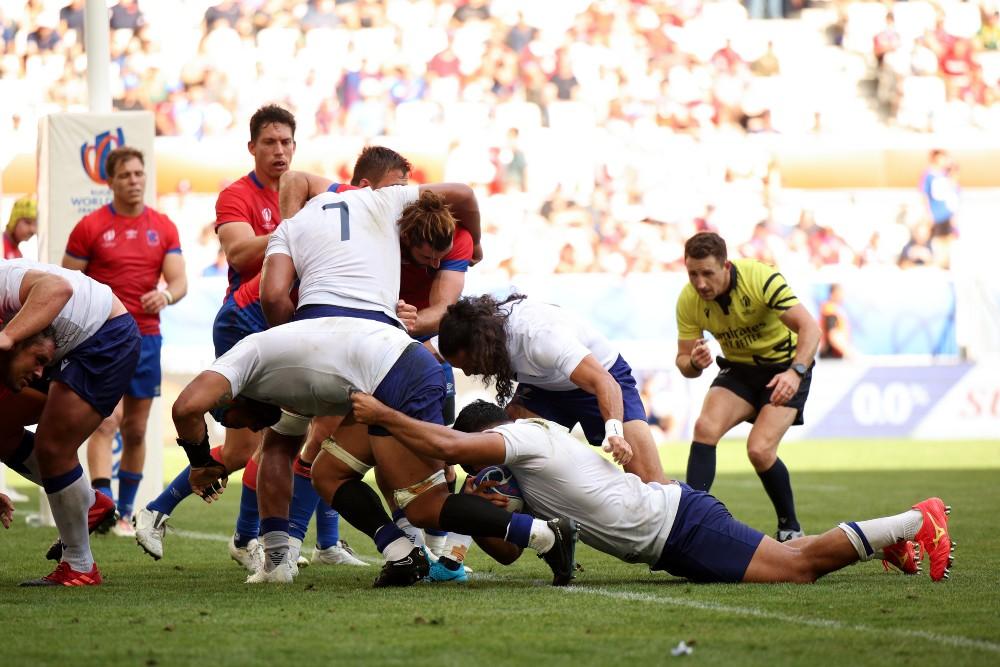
{"left": 675, "top": 232, "right": 821, "bottom": 542}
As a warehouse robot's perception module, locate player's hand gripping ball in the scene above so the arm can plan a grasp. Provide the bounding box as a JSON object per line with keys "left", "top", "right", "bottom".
{"left": 471, "top": 465, "right": 525, "bottom": 513}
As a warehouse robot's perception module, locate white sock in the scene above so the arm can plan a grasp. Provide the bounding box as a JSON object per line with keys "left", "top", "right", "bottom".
{"left": 382, "top": 536, "right": 415, "bottom": 562}
{"left": 288, "top": 536, "right": 303, "bottom": 563}
{"left": 527, "top": 519, "right": 555, "bottom": 554}
{"left": 838, "top": 510, "right": 923, "bottom": 560}
{"left": 425, "top": 532, "right": 447, "bottom": 557}
{"left": 395, "top": 513, "right": 425, "bottom": 547}
{"left": 441, "top": 533, "right": 473, "bottom": 564}
{"left": 47, "top": 473, "right": 95, "bottom": 572}
{"left": 261, "top": 530, "right": 289, "bottom": 572}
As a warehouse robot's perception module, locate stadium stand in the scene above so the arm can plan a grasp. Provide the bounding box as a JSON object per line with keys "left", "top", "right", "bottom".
{"left": 2, "top": 0, "right": 996, "bottom": 282}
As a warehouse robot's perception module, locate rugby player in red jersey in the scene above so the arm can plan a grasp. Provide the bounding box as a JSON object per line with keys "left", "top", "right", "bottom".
{"left": 63, "top": 146, "right": 186, "bottom": 536}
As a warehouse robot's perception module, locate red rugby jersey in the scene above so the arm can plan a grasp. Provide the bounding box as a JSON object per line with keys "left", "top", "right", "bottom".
{"left": 215, "top": 172, "right": 280, "bottom": 302}
{"left": 65, "top": 204, "right": 181, "bottom": 335}
{"left": 399, "top": 226, "right": 473, "bottom": 310}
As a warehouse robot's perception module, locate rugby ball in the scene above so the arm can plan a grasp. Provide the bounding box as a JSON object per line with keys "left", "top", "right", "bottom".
{"left": 471, "top": 465, "right": 524, "bottom": 514}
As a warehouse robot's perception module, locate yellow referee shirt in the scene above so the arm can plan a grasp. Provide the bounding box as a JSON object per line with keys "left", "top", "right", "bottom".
{"left": 676, "top": 258, "right": 799, "bottom": 366}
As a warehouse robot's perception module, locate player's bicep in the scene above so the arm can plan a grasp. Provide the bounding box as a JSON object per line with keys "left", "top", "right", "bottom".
{"left": 217, "top": 221, "right": 255, "bottom": 256}
{"left": 161, "top": 251, "right": 186, "bottom": 282}
{"left": 779, "top": 304, "right": 818, "bottom": 335}
{"left": 568, "top": 354, "right": 615, "bottom": 396}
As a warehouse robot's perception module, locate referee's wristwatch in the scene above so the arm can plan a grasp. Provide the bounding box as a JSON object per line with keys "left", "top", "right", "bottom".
{"left": 791, "top": 362, "right": 808, "bottom": 378}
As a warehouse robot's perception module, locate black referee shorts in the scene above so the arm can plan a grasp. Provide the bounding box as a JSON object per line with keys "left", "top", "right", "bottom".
{"left": 710, "top": 357, "right": 812, "bottom": 425}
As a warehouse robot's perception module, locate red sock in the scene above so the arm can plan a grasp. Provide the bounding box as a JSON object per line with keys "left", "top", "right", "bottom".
{"left": 210, "top": 445, "right": 224, "bottom": 465}
{"left": 242, "top": 457, "right": 259, "bottom": 492}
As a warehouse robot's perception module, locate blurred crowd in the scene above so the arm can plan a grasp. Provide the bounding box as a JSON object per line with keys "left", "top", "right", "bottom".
{"left": 836, "top": 0, "right": 1000, "bottom": 131}
{"left": 0, "top": 0, "right": 980, "bottom": 280}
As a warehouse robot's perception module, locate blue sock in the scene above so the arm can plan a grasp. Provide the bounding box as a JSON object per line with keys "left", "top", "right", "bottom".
{"left": 117, "top": 470, "right": 143, "bottom": 519}
{"left": 92, "top": 478, "right": 114, "bottom": 502}
{"left": 289, "top": 472, "right": 320, "bottom": 542}
{"left": 505, "top": 512, "right": 533, "bottom": 548}
{"left": 42, "top": 465, "right": 84, "bottom": 494}
{"left": 147, "top": 465, "right": 193, "bottom": 515}
{"left": 374, "top": 523, "right": 408, "bottom": 552}
{"left": 233, "top": 484, "right": 260, "bottom": 548}
{"left": 424, "top": 527, "right": 447, "bottom": 538}
{"left": 315, "top": 499, "right": 340, "bottom": 549}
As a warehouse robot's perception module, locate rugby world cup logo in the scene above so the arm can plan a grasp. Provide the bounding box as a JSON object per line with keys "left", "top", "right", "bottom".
{"left": 80, "top": 128, "right": 126, "bottom": 185}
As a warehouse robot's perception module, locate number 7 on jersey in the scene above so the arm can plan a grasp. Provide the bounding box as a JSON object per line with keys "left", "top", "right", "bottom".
{"left": 322, "top": 201, "right": 350, "bottom": 241}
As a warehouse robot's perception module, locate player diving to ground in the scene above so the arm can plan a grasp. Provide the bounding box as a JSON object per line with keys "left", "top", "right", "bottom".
{"left": 349, "top": 395, "right": 955, "bottom": 584}
{"left": 170, "top": 316, "right": 578, "bottom": 587}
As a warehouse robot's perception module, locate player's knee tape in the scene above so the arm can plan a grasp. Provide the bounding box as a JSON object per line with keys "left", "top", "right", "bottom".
{"left": 320, "top": 438, "right": 373, "bottom": 476}
{"left": 271, "top": 409, "right": 311, "bottom": 437}
{"left": 393, "top": 469, "right": 447, "bottom": 510}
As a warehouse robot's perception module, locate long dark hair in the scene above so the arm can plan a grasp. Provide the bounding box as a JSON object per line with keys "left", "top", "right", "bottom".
{"left": 438, "top": 293, "right": 525, "bottom": 404}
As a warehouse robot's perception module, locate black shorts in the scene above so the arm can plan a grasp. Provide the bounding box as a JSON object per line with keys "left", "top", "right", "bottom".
{"left": 710, "top": 357, "right": 812, "bottom": 425}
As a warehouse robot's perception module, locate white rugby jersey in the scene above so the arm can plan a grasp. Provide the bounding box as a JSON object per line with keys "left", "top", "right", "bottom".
{"left": 208, "top": 316, "right": 413, "bottom": 417}
{"left": 265, "top": 185, "right": 420, "bottom": 324}
{"left": 491, "top": 419, "right": 680, "bottom": 566}
{"left": 0, "top": 259, "right": 114, "bottom": 361}
{"left": 501, "top": 299, "right": 619, "bottom": 391}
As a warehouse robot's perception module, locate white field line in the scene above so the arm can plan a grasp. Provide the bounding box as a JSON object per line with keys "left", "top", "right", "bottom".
{"left": 562, "top": 587, "right": 1000, "bottom": 654}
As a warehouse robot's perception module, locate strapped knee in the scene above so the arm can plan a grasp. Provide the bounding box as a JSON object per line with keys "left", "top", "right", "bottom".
{"left": 271, "top": 409, "right": 311, "bottom": 437}
{"left": 320, "top": 438, "right": 372, "bottom": 477}
{"left": 393, "top": 469, "right": 447, "bottom": 510}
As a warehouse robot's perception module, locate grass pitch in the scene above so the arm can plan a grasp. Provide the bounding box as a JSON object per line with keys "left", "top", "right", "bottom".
{"left": 2, "top": 439, "right": 999, "bottom": 667}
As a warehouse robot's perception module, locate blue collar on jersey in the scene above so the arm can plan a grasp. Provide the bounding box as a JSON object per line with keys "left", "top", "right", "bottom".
{"left": 248, "top": 171, "right": 264, "bottom": 189}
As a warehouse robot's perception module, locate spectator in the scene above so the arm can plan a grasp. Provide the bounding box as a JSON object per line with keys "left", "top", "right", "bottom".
{"left": 3, "top": 197, "right": 37, "bottom": 260}
{"left": 59, "top": 0, "right": 85, "bottom": 37}
{"left": 979, "top": 11, "right": 1000, "bottom": 51}
{"left": 920, "top": 150, "right": 960, "bottom": 239}
{"left": 110, "top": 0, "right": 144, "bottom": 32}
{"left": 898, "top": 223, "right": 935, "bottom": 268}
{"left": 818, "top": 284, "right": 854, "bottom": 359}
{"left": 751, "top": 41, "right": 781, "bottom": 77}
{"left": 204, "top": 0, "right": 241, "bottom": 30}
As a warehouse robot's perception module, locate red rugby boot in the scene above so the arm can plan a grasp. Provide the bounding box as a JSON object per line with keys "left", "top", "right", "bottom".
{"left": 20, "top": 561, "right": 103, "bottom": 587}
{"left": 911, "top": 497, "right": 953, "bottom": 582}
{"left": 881, "top": 540, "right": 921, "bottom": 575}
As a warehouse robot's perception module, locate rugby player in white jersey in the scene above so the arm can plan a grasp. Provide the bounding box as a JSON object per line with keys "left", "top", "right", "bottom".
{"left": 437, "top": 294, "right": 667, "bottom": 483}
{"left": 170, "top": 316, "right": 578, "bottom": 586}
{"left": 349, "top": 395, "right": 955, "bottom": 585}
{"left": 176, "top": 183, "right": 576, "bottom": 586}
{"left": 0, "top": 260, "right": 141, "bottom": 586}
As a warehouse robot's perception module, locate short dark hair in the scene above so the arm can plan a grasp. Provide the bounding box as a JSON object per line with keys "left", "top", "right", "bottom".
{"left": 453, "top": 400, "right": 510, "bottom": 433}
{"left": 684, "top": 231, "right": 728, "bottom": 264}
{"left": 105, "top": 146, "right": 144, "bottom": 178}
{"left": 249, "top": 104, "right": 296, "bottom": 142}
{"left": 351, "top": 145, "right": 411, "bottom": 186}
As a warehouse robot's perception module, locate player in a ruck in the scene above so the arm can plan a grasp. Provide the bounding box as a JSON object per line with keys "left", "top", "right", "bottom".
{"left": 0, "top": 260, "right": 140, "bottom": 586}
{"left": 349, "top": 395, "right": 954, "bottom": 585}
